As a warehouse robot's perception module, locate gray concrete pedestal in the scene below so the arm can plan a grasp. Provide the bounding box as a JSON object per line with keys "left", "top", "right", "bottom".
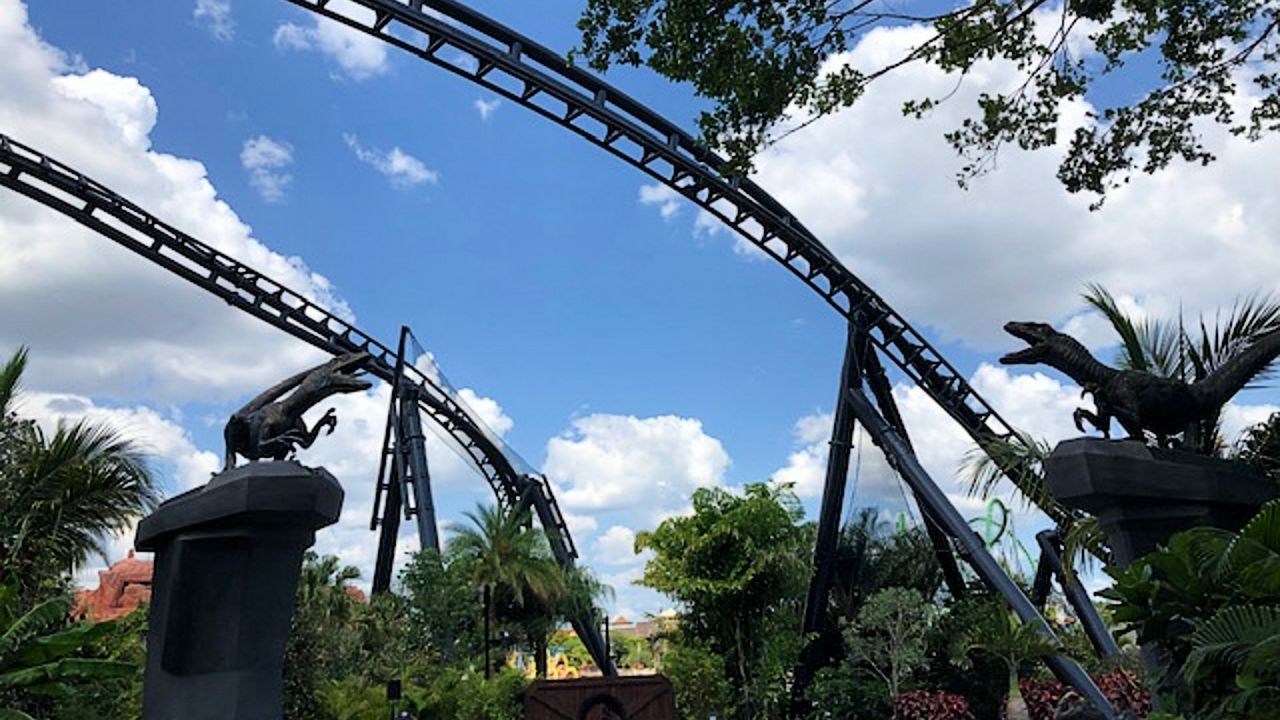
{"left": 1045, "top": 438, "right": 1279, "bottom": 567}
{"left": 135, "top": 461, "right": 343, "bottom": 720}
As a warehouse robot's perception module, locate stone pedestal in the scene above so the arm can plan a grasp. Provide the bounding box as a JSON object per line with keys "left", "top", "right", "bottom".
{"left": 1045, "top": 438, "right": 1279, "bottom": 567}
{"left": 135, "top": 461, "right": 343, "bottom": 720}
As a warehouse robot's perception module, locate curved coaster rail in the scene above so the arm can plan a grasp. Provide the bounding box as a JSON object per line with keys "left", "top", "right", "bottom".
{"left": 0, "top": 132, "right": 609, "bottom": 674}
{"left": 282, "top": 0, "right": 1076, "bottom": 529}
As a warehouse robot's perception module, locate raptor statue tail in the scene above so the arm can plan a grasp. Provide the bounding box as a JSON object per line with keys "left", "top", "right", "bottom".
{"left": 1191, "top": 328, "right": 1280, "bottom": 409}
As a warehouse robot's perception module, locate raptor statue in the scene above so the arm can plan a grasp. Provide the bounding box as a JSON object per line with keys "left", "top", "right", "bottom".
{"left": 223, "top": 351, "right": 372, "bottom": 469}
{"left": 1001, "top": 321, "right": 1280, "bottom": 444}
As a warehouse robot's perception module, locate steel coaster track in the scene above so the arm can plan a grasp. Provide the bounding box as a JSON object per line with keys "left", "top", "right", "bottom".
{"left": 282, "top": 0, "right": 1076, "bottom": 528}
{"left": 0, "top": 132, "right": 575, "bottom": 560}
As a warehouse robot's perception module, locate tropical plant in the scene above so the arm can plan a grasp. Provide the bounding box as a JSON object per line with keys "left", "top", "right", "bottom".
{"left": 951, "top": 610, "right": 1063, "bottom": 720}
{"left": 801, "top": 663, "right": 890, "bottom": 720}
{"left": 576, "top": 0, "right": 1280, "bottom": 201}
{"left": 659, "top": 639, "right": 733, "bottom": 720}
{"left": 447, "top": 504, "right": 566, "bottom": 677}
{"left": 284, "top": 552, "right": 367, "bottom": 720}
{"left": 1102, "top": 499, "right": 1280, "bottom": 718}
{"left": 0, "top": 583, "right": 134, "bottom": 719}
{"left": 0, "top": 347, "right": 158, "bottom": 596}
{"left": 1233, "top": 411, "right": 1280, "bottom": 484}
{"left": 400, "top": 548, "right": 483, "bottom": 664}
{"left": 636, "top": 482, "right": 810, "bottom": 718}
{"left": 844, "top": 587, "right": 934, "bottom": 710}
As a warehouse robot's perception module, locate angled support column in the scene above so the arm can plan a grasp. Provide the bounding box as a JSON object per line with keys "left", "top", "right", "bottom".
{"left": 1033, "top": 530, "right": 1121, "bottom": 659}
{"left": 846, "top": 388, "right": 1119, "bottom": 720}
{"left": 793, "top": 323, "right": 864, "bottom": 707}
{"left": 371, "top": 326, "right": 440, "bottom": 594}
{"left": 860, "top": 347, "right": 967, "bottom": 598}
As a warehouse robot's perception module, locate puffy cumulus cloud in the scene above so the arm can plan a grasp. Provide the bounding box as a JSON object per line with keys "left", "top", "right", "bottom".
{"left": 593, "top": 525, "right": 642, "bottom": 566}
{"left": 544, "top": 414, "right": 730, "bottom": 521}
{"left": 193, "top": 0, "right": 234, "bottom": 42}
{"left": 240, "top": 134, "right": 294, "bottom": 203}
{"left": 0, "top": 0, "right": 349, "bottom": 402}
{"left": 343, "top": 133, "right": 438, "bottom": 188}
{"left": 723, "top": 22, "right": 1280, "bottom": 348}
{"left": 273, "top": 0, "right": 388, "bottom": 81}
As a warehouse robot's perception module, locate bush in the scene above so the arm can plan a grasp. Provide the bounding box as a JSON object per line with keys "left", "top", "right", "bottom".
{"left": 660, "top": 641, "right": 732, "bottom": 720}
{"left": 893, "top": 690, "right": 975, "bottom": 720}
{"left": 1006, "top": 673, "right": 1150, "bottom": 720}
{"left": 921, "top": 595, "right": 1009, "bottom": 719}
{"left": 409, "top": 667, "right": 527, "bottom": 720}
{"left": 803, "top": 664, "right": 890, "bottom": 720}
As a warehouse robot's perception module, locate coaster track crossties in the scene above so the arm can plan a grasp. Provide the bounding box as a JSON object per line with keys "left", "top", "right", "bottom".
{"left": 283, "top": 0, "right": 1076, "bottom": 529}
{"left": 0, "top": 0, "right": 1112, "bottom": 709}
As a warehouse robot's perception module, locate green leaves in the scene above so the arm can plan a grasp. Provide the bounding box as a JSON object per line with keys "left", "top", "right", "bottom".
{"left": 635, "top": 482, "right": 809, "bottom": 717}
{"left": 0, "top": 581, "right": 138, "bottom": 717}
{"left": 576, "top": 0, "right": 1280, "bottom": 200}
{"left": 1102, "top": 499, "right": 1280, "bottom": 716}
{"left": 0, "top": 346, "right": 158, "bottom": 593}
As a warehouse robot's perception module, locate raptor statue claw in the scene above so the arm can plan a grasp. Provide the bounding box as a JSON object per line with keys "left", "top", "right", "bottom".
{"left": 223, "top": 352, "right": 372, "bottom": 469}
{"left": 1000, "top": 321, "right": 1280, "bottom": 445}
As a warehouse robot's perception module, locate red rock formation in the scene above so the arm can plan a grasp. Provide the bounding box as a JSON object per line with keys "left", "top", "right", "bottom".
{"left": 74, "top": 550, "right": 153, "bottom": 621}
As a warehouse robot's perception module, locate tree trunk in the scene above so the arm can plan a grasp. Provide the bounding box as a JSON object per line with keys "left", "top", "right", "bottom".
{"left": 1005, "top": 674, "right": 1030, "bottom": 720}
{"left": 535, "top": 632, "right": 548, "bottom": 678}
{"left": 483, "top": 584, "right": 492, "bottom": 680}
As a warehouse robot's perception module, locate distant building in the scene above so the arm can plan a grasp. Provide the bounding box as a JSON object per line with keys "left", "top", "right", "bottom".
{"left": 74, "top": 550, "right": 153, "bottom": 621}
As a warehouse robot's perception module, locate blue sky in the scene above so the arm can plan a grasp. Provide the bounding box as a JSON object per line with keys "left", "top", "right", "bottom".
{"left": 5, "top": 0, "right": 1280, "bottom": 616}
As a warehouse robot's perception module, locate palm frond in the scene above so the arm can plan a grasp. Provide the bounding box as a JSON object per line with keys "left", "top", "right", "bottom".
{"left": 961, "top": 431, "right": 1053, "bottom": 509}
{"left": 0, "top": 348, "right": 27, "bottom": 420}
{"left": 1183, "top": 605, "right": 1280, "bottom": 686}
{"left": 1195, "top": 292, "right": 1280, "bottom": 380}
{"left": 1082, "top": 284, "right": 1150, "bottom": 372}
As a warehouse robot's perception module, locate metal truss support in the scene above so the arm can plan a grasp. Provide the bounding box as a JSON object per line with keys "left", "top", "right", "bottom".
{"left": 795, "top": 323, "right": 969, "bottom": 709}
{"left": 282, "top": 0, "right": 1083, "bottom": 531}
{"left": 794, "top": 324, "right": 865, "bottom": 704}
{"left": 1032, "top": 530, "right": 1121, "bottom": 660}
{"left": 372, "top": 327, "right": 443, "bottom": 593}
{"left": 860, "top": 342, "right": 968, "bottom": 598}
{"left": 846, "top": 389, "right": 1119, "bottom": 719}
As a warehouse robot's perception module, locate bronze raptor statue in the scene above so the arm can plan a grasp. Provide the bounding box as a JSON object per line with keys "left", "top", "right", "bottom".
{"left": 223, "top": 351, "right": 372, "bottom": 469}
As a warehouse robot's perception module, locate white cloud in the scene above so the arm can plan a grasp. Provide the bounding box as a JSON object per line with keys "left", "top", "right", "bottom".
{"left": 594, "top": 525, "right": 642, "bottom": 566}
{"left": 273, "top": 0, "right": 388, "bottom": 81}
{"left": 731, "top": 22, "right": 1280, "bottom": 348}
{"left": 193, "top": 0, "right": 234, "bottom": 42}
{"left": 544, "top": 414, "right": 730, "bottom": 521}
{"left": 240, "top": 135, "right": 293, "bottom": 203}
{"left": 638, "top": 183, "right": 682, "bottom": 220}
{"left": 343, "top": 133, "right": 438, "bottom": 188}
{"left": 0, "top": 0, "right": 347, "bottom": 402}
{"left": 474, "top": 97, "right": 501, "bottom": 121}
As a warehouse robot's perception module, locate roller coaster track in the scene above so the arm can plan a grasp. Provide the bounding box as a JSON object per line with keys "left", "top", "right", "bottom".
{"left": 281, "top": 0, "right": 1077, "bottom": 528}
{"left": 0, "top": 133, "right": 598, "bottom": 663}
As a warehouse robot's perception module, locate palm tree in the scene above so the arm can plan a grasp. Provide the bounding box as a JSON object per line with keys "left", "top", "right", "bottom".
{"left": 0, "top": 348, "right": 158, "bottom": 596}
{"left": 951, "top": 609, "right": 1063, "bottom": 720}
{"left": 447, "top": 504, "right": 566, "bottom": 677}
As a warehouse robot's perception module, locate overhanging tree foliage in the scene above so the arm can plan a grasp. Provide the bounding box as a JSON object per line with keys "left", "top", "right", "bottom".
{"left": 576, "top": 0, "right": 1280, "bottom": 201}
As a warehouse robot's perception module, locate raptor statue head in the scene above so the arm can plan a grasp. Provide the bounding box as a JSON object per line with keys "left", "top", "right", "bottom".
{"left": 313, "top": 351, "right": 374, "bottom": 394}
{"left": 999, "top": 321, "right": 1059, "bottom": 365}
